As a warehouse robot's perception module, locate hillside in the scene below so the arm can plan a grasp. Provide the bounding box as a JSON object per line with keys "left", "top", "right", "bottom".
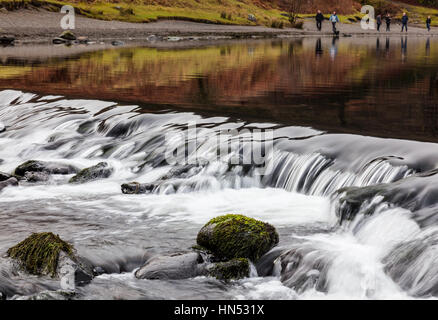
{"left": 0, "top": 0, "right": 436, "bottom": 27}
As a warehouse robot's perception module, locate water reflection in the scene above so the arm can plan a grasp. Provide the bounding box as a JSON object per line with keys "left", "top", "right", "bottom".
{"left": 0, "top": 37, "right": 438, "bottom": 142}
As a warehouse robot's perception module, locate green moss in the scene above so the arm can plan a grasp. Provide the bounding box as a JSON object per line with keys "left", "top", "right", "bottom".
{"left": 197, "top": 214, "right": 279, "bottom": 262}
{"left": 7, "top": 232, "right": 74, "bottom": 277}
{"left": 209, "top": 258, "right": 250, "bottom": 281}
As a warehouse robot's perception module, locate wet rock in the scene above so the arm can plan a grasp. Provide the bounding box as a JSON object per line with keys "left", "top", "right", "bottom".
{"left": 0, "top": 36, "right": 14, "bottom": 46}
{"left": 121, "top": 182, "right": 155, "bottom": 194}
{"left": 0, "top": 171, "right": 12, "bottom": 182}
{"left": 167, "top": 36, "right": 182, "bottom": 42}
{"left": 146, "top": 34, "right": 157, "bottom": 42}
{"left": 111, "top": 40, "right": 125, "bottom": 46}
{"left": 0, "top": 121, "right": 5, "bottom": 133}
{"left": 6, "top": 232, "right": 93, "bottom": 285}
{"left": 0, "top": 177, "right": 18, "bottom": 192}
{"left": 69, "top": 162, "right": 113, "bottom": 184}
{"left": 14, "top": 160, "right": 79, "bottom": 177}
{"left": 197, "top": 214, "right": 279, "bottom": 262}
{"left": 76, "top": 36, "right": 89, "bottom": 44}
{"left": 59, "top": 30, "right": 76, "bottom": 41}
{"left": 208, "top": 258, "right": 250, "bottom": 281}
{"left": 24, "top": 171, "right": 50, "bottom": 183}
{"left": 121, "top": 161, "right": 208, "bottom": 194}
{"left": 135, "top": 252, "right": 207, "bottom": 280}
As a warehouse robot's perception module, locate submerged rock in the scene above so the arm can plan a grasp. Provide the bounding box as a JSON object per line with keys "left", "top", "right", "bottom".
{"left": 0, "top": 177, "right": 18, "bottom": 191}
{"left": 135, "top": 252, "right": 207, "bottom": 280}
{"left": 69, "top": 162, "right": 113, "bottom": 184}
{"left": 6, "top": 232, "right": 93, "bottom": 285}
{"left": 208, "top": 258, "right": 250, "bottom": 281}
{"left": 197, "top": 214, "right": 279, "bottom": 262}
{"left": 121, "top": 162, "right": 207, "bottom": 194}
{"left": 14, "top": 160, "right": 79, "bottom": 177}
{"left": 121, "top": 182, "right": 155, "bottom": 194}
{"left": 24, "top": 171, "right": 50, "bottom": 183}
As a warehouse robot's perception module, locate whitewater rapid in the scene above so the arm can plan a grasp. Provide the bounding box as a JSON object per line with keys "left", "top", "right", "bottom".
{"left": 1, "top": 90, "right": 438, "bottom": 299}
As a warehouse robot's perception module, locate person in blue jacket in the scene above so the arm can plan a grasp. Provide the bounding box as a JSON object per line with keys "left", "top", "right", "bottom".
{"left": 401, "top": 12, "right": 408, "bottom": 32}
{"left": 426, "top": 16, "right": 432, "bottom": 32}
{"left": 330, "top": 11, "right": 340, "bottom": 34}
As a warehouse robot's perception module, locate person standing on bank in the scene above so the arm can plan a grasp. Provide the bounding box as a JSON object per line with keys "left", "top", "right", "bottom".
{"left": 330, "top": 11, "right": 340, "bottom": 34}
{"left": 427, "top": 16, "right": 432, "bottom": 32}
{"left": 385, "top": 13, "right": 391, "bottom": 32}
{"left": 315, "top": 10, "right": 324, "bottom": 31}
{"left": 376, "top": 14, "right": 382, "bottom": 32}
{"left": 401, "top": 12, "right": 408, "bottom": 32}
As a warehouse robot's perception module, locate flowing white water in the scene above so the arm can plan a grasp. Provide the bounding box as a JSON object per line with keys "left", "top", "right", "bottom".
{"left": 1, "top": 90, "right": 438, "bottom": 299}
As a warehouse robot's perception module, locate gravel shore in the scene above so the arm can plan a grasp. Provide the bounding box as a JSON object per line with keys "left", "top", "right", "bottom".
{"left": 0, "top": 9, "right": 437, "bottom": 44}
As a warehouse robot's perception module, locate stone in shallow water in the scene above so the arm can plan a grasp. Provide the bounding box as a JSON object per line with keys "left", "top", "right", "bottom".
{"left": 207, "top": 258, "right": 250, "bottom": 281}
{"left": 24, "top": 171, "right": 50, "bottom": 183}
{"left": 6, "top": 232, "right": 93, "bottom": 285}
{"left": 14, "top": 160, "right": 79, "bottom": 177}
{"left": 69, "top": 162, "right": 113, "bottom": 184}
{"left": 197, "top": 214, "right": 279, "bottom": 262}
{"left": 135, "top": 252, "right": 207, "bottom": 280}
{"left": 0, "top": 122, "right": 5, "bottom": 133}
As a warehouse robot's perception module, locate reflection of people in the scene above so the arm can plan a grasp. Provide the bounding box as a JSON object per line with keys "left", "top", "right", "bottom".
{"left": 315, "top": 38, "right": 323, "bottom": 56}
{"left": 427, "top": 16, "right": 432, "bottom": 32}
{"left": 385, "top": 37, "right": 390, "bottom": 52}
{"left": 376, "top": 15, "right": 382, "bottom": 32}
{"left": 426, "top": 37, "right": 430, "bottom": 56}
{"left": 315, "top": 10, "right": 324, "bottom": 31}
{"left": 376, "top": 38, "right": 380, "bottom": 51}
{"left": 385, "top": 14, "right": 391, "bottom": 32}
{"left": 401, "top": 12, "right": 408, "bottom": 32}
{"left": 330, "top": 36, "right": 338, "bottom": 60}
{"left": 401, "top": 36, "right": 407, "bottom": 60}
{"left": 329, "top": 11, "right": 340, "bottom": 34}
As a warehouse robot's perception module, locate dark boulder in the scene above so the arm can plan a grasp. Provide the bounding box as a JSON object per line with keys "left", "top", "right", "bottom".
{"left": 121, "top": 182, "right": 155, "bottom": 194}
{"left": 14, "top": 160, "right": 79, "bottom": 177}
{"left": 197, "top": 214, "right": 279, "bottom": 262}
{"left": 0, "top": 121, "right": 5, "bottom": 133}
{"left": 69, "top": 162, "right": 113, "bottom": 184}
{"left": 0, "top": 171, "right": 12, "bottom": 182}
{"left": 0, "top": 36, "right": 14, "bottom": 46}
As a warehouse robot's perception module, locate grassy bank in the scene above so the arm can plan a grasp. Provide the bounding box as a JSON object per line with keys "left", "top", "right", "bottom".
{"left": 0, "top": 0, "right": 291, "bottom": 27}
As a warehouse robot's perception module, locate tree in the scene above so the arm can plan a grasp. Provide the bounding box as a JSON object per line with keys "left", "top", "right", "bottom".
{"left": 287, "top": 0, "right": 305, "bottom": 24}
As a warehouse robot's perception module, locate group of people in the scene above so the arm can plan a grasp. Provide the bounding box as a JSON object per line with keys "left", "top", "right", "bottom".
{"left": 315, "top": 10, "right": 433, "bottom": 34}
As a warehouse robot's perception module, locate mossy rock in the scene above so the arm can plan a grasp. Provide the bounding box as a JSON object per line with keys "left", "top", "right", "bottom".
{"left": 209, "top": 258, "right": 250, "bottom": 281}
{"left": 59, "top": 30, "right": 76, "bottom": 41}
{"left": 7, "top": 232, "right": 74, "bottom": 277}
{"left": 69, "top": 162, "right": 113, "bottom": 184}
{"left": 196, "top": 214, "right": 279, "bottom": 262}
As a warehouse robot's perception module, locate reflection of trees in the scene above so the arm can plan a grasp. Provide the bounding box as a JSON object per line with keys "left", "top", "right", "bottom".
{"left": 1, "top": 38, "right": 438, "bottom": 141}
